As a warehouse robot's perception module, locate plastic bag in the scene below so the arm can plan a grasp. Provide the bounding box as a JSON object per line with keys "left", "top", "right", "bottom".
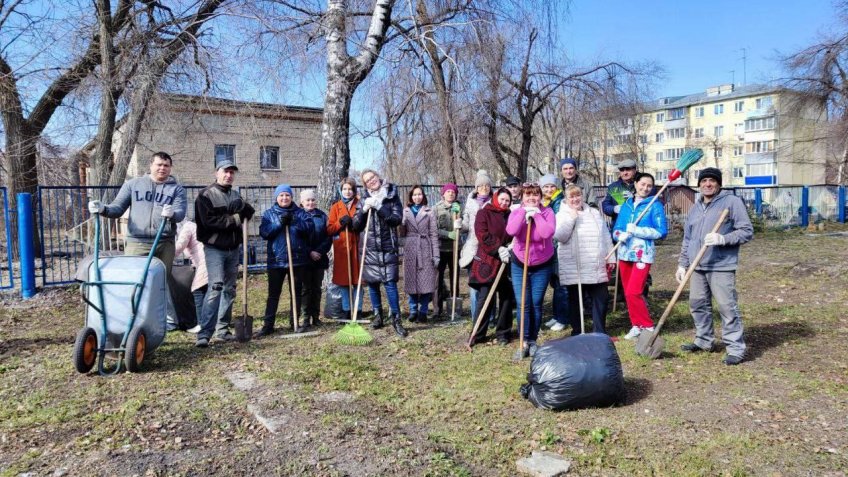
{"left": 520, "top": 333, "right": 626, "bottom": 411}
{"left": 324, "top": 283, "right": 344, "bottom": 319}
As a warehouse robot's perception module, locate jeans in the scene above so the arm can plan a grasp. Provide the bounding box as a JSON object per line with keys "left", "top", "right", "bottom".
{"left": 469, "top": 287, "right": 495, "bottom": 323}
{"left": 510, "top": 257, "right": 553, "bottom": 343}
{"left": 198, "top": 246, "right": 239, "bottom": 340}
{"left": 368, "top": 281, "right": 400, "bottom": 315}
{"left": 263, "top": 267, "right": 304, "bottom": 330}
{"left": 192, "top": 285, "right": 208, "bottom": 325}
{"left": 565, "top": 283, "right": 608, "bottom": 335}
{"left": 690, "top": 270, "right": 746, "bottom": 357}
{"left": 551, "top": 273, "right": 569, "bottom": 325}
{"left": 340, "top": 284, "right": 365, "bottom": 312}
{"left": 408, "top": 293, "right": 432, "bottom": 315}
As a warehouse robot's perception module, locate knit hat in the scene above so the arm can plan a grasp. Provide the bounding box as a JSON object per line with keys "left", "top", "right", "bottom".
{"left": 559, "top": 157, "right": 577, "bottom": 169}
{"left": 539, "top": 174, "right": 557, "bottom": 188}
{"left": 475, "top": 169, "right": 493, "bottom": 187}
{"left": 300, "top": 188, "right": 316, "bottom": 202}
{"left": 505, "top": 175, "right": 521, "bottom": 187}
{"left": 274, "top": 184, "right": 293, "bottom": 197}
{"left": 698, "top": 167, "right": 723, "bottom": 185}
{"left": 441, "top": 183, "right": 458, "bottom": 195}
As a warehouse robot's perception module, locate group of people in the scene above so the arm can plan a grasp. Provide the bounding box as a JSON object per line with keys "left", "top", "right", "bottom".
{"left": 88, "top": 151, "right": 753, "bottom": 365}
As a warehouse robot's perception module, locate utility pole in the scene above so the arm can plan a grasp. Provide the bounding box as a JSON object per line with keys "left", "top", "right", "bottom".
{"left": 730, "top": 70, "right": 735, "bottom": 85}
{"left": 739, "top": 48, "right": 747, "bottom": 86}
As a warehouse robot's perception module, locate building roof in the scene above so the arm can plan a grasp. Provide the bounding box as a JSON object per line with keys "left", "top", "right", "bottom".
{"left": 647, "top": 84, "right": 784, "bottom": 112}
{"left": 163, "top": 93, "right": 323, "bottom": 116}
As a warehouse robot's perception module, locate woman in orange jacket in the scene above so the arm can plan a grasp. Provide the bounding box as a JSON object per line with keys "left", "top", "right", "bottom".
{"left": 326, "top": 177, "right": 363, "bottom": 320}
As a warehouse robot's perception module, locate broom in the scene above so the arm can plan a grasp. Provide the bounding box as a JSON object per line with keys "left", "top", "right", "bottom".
{"left": 335, "top": 209, "right": 373, "bottom": 345}
{"left": 605, "top": 148, "right": 704, "bottom": 260}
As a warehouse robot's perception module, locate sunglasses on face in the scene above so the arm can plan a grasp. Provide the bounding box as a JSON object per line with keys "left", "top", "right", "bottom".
{"left": 522, "top": 182, "right": 539, "bottom": 187}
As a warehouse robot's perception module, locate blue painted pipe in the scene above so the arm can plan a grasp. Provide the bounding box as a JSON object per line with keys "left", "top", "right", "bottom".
{"left": 839, "top": 186, "right": 846, "bottom": 224}
{"left": 754, "top": 188, "right": 763, "bottom": 217}
{"left": 16, "top": 193, "right": 36, "bottom": 299}
{"left": 800, "top": 187, "right": 809, "bottom": 228}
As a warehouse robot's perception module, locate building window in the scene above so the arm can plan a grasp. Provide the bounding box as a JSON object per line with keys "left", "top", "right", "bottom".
{"left": 745, "top": 116, "right": 776, "bottom": 132}
{"left": 694, "top": 128, "right": 704, "bottom": 138}
{"left": 606, "top": 139, "right": 614, "bottom": 148}
{"left": 734, "top": 101, "right": 744, "bottom": 112}
{"left": 734, "top": 146, "right": 743, "bottom": 156}
{"left": 214, "top": 144, "right": 236, "bottom": 167}
{"left": 665, "top": 148, "right": 684, "bottom": 160}
{"left": 715, "top": 147, "right": 723, "bottom": 158}
{"left": 733, "top": 167, "right": 745, "bottom": 178}
{"left": 714, "top": 104, "right": 724, "bottom": 115}
{"left": 745, "top": 140, "right": 776, "bottom": 153}
{"left": 668, "top": 128, "right": 686, "bottom": 139}
{"left": 656, "top": 169, "right": 670, "bottom": 181}
{"left": 260, "top": 146, "right": 280, "bottom": 170}
{"left": 714, "top": 125, "right": 724, "bottom": 137}
{"left": 755, "top": 96, "right": 773, "bottom": 110}
{"left": 656, "top": 152, "right": 664, "bottom": 162}
{"left": 695, "top": 106, "right": 704, "bottom": 118}
{"left": 655, "top": 133, "right": 664, "bottom": 143}
{"left": 639, "top": 134, "right": 648, "bottom": 144}
{"left": 668, "top": 108, "right": 685, "bottom": 120}
{"left": 656, "top": 112, "right": 665, "bottom": 122}
{"left": 747, "top": 162, "right": 776, "bottom": 176}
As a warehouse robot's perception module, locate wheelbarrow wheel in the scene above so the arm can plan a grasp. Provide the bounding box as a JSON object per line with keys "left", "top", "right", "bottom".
{"left": 72, "top": 327, "right": 97, "bottom": 373}
{"left": 124, "top": 327, "right": 146, "bottom": 373}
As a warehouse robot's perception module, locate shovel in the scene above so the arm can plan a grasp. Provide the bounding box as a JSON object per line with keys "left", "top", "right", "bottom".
{"left": 234, "top": 219, "right": 253, "bottom": 342}
{"left": 466, "top": 262, "right": 506, "bottom": 351}
{"left": 635, "top": 209, "right": 729, "bottom": 358}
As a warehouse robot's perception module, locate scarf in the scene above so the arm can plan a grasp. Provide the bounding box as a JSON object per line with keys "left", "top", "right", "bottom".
{"left": 475, "top": 193, "right": 489, "bottom": 207}
{"left": 368, "top": 183, "right": 388, "bottom": 203}
{"left": 411, "top": 204, "right": 422, "bottom": 216}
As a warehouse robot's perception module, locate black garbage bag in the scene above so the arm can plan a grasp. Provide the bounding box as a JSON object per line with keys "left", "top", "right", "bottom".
{"left": 324, "top": 283, "right": 344, "bottom": 319}
{"left": 169, "top": 264, "right": 197, "bottom": 330}
{"left": 520, "top": 333, "right": 626, "bottom": 411}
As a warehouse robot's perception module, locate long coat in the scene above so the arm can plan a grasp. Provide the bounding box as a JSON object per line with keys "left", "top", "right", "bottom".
{"left": 327, "top": 199, "right": 361, "bottom": 286}
{"left": 470, "top": 203, "right": 511, "bottom": 286}
{"left": 401, "top": 206, "right": 439, "bottom": 295}
{"left": 351, "top": 183, "right": 403, "bottom": 284}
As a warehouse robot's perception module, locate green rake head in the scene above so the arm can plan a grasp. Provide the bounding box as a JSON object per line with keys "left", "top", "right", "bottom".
{"left": 608, "top": 186, "right": 626, "bottom": 205}
{"left": 334, "top": 323, "right": 373, "bottom": 346}
{"left": 669, "top": 148, "right": 704, "bottom": 181}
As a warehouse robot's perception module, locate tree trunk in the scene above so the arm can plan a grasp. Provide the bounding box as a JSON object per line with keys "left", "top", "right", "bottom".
{"left": 318, "top": 79, "right": 353, "bottom": 207}
{"left": 91, "top": 0, "right": 119, "bottom": 191}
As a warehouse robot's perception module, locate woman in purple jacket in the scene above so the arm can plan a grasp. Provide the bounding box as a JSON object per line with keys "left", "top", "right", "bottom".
{"left": 506, "top": 183, "right": 556, "bottom": 359}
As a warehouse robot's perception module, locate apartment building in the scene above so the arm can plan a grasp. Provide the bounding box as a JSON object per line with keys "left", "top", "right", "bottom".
{"left": 602, "top": 84, "right": 826, "bottom": 187}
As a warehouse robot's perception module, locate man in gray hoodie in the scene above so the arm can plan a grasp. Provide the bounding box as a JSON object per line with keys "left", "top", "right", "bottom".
{"left": 88, "top": 151, "right": 187, "bottom": 276}
{"left": 676, "top": 168, "right": 753, "bottom": 365}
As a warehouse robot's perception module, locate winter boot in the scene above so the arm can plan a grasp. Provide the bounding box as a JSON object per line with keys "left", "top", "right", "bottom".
{"left": 417, "top": 312, "right": 428, "bottom": 324}
{"left": 342, "top": 310, "right": 352, "bottom": 322}
{"left": 370, "top": 308, "right": 385, "bottom": 329}
{"left": 254, "top": 319, "right": 275, "bottom": 338}
{"left": 391, "top": 312, "right": 408, "bottom": 338}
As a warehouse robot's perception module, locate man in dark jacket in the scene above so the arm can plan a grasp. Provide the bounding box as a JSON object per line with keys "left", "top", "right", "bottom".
{"left": 559, "top": 158, "right": 597, "bottom": 208}
{"left": 193, "top": 160, "right": 254, "bottom": 347}
{"left": 677, "top": 168, "right": 753, "bottom": 365}
{"left": 602, "top": 158, "right": 638, "bottom": 223}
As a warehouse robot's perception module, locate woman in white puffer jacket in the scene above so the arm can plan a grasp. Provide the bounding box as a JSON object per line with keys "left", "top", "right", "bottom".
{"left": 553, "top": 185, "right": 616, "bottom": 335}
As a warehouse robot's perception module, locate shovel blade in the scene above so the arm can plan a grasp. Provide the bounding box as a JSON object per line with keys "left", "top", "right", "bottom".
{"left": 635, "top": 332, "right": 664, "bottom": 359}
{"left": 234, "top": 316, "right": 253, "bottom": 342}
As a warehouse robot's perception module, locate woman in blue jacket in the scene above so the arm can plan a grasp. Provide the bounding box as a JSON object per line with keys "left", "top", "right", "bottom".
{"left": 612, "top": 172, "right": 668, "bottom": 340}
{"left": 299, "top": 188, "right": 332, "bottom": 328}
{"left": 258, "top": 184, "right": 310, "bottom": 335}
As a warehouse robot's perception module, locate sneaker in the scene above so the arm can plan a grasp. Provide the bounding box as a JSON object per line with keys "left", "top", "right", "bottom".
{"left": 624, "top": 326, "right": 641, "bottom": 340}
{"left": 187, "top": 325, "right": 201, "bottom": 334}
{"left": 496, "top": 336, "right": 509, "bottom": 346}
{"left": 545, "top": 319, "right": 557, "bottom": 328}
{"left": 195, "top": 337, "right": 209, "bottom": 348}
{"left": 642, "top": 326, "right": 655, "bottom": 334}
{"left": 513, "top": 345, "right": 530, "bottom": 361}
{"left": 528, "top": 342, "right": 538, "bottom": 358}
{"left": 680, "top": 342, "right": 714, "bottom": 353}
{"left": 212, "top": 333, "right": 236, "bottom": 343}
{"left": 550, "top": 322, "right": 566, "bottom": 332}
{"left": 723, "top": 355, "right": 744, "bottom": 366}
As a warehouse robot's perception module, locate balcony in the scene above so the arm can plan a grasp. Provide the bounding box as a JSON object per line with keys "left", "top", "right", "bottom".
{"left": 663, "top": 117, "right": 688, "bottom": 130}
{"left": 744, "top": 152, "right": 776, "bottom": 165}
{"left": 746, "top": 106, "right": 775, "bottom": 119}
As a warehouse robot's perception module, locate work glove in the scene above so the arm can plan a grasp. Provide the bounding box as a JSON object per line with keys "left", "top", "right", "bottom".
{"left": 279, "top": 213, "right": 293, "bottom": 226}
{"left": 704, "top": 233, "right": 726, "bottom": 246}
{"left": 626, "top": 223, "right": 636, "bottom": 234}
{"left": 232, "top": 213, "right": 241, "bottom": 224}
{"left": 448, "top": 231, "right": 457, "bottom": 240}
{"left": 432, "top": 257, "right": 440, "bottom": 268}
{"left": 160, "top": 204, "right": 174, "bottom": 218}
{"left": 365, "top": 197, "right": 381, "bottom": 209}
{"left": 453, "top": 218, "right": 462, "bottom": 230}
{"left": 88, "top": 200, "right": 104, "bottom": 214}
{"left": 241, "top": 203, "right": 255, "bottom": 221}
{"left": 675, "top": 266, "right": 687, "bottom": 284}
{"left": 524, "top": 206, "right": 540, "bottom": 223}
{"left": 450, "top": 203, "right": 461, "bottom": 214}
{"left": 339, "top": 215, "right": 352, "bottom": 229}
{"left": 617, "top": 231, "right": 631, "bottom": 243}
{"left": 498, "top": 246, "right": 510, "bottom": 263}
{"left": 613, "top": 205, "right": 621, "bottom": 214}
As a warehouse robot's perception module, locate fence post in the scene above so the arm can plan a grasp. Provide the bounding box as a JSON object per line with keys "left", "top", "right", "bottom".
{"left": 839, "top": 186, "right": 846, "bottom": 224}
{"left": 800, "top": 186, "right": 809, "bottom": 228}
{"left": 754, "top": 188, "right": 763, "bottom": 218}
{"left": 16, "top": 193, "right": 36, "bottom": 299}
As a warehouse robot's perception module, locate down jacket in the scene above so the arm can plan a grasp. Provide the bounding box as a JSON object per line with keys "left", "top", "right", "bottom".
{"left": 259, "top": 204, "right": 311, "bottom": 269}
{"left": 351, "top": 183, "right": 403, "bottom": 284}
{"left": 400, "top": 206, "right": 439, "bottom": 295}
{"left": 459, "top": 192, "right": 488, "bottom": 268}
{"left": 554, "top": 206, "right": 615, "bottom": 285}
{"left": 611, "top": 196, "right": 668, "bottom": 264}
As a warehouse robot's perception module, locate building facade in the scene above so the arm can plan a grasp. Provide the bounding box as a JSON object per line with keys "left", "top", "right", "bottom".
{"left": 601, "top": 84, "right": 826, "bottom": 187}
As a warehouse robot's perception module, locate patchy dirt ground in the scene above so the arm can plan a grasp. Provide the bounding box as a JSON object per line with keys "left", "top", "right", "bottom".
{"left": 1, "top": 226, "right": 847, "bottom": 476}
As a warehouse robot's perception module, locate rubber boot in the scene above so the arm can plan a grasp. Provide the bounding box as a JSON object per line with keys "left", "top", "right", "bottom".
{"left": 370, "top": 308, "right": 385, "bottom": 329}
{"left": 391, "top": 312, "right": 408, "bottom": 338}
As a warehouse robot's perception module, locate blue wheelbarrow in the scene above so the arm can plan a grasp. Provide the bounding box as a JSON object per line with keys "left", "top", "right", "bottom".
{"left": 73, "top": 213, "right": 168, "bottom": 375}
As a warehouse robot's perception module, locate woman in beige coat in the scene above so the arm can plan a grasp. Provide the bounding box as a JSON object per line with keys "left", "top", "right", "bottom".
{"left": 401, "top": 186, "right": 439, "bottom": 323}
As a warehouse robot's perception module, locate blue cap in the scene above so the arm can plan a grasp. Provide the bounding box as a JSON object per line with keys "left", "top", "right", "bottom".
{"left": 560, "top": 157, "right": 577, "bottom": 169}
{"left": 216, "top": 159, "right": 238, "bottom": 171}
{"left": 274, "top": 184, "right": 293, "bottom": 197}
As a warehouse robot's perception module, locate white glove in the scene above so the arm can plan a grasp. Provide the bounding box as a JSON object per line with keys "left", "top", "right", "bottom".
{"left": 704, "top": 233, "right": 726, "bottom": 246}
{"left": 432, "top": 257, "right": 440, "bottom": 268}
{"left": 617, "top": 232, "right": 631, "bottom": 243}
{"left": 524, "top": 206, "right": 539, "bottom": 222}
{"left": 675, "top": 266, "right": 686, "bottom": 284}
{"left": 453, "top": 218, "right": 462, "bottom": 229}
{"left": 625, "top": 223, "right": 636, "bottom": 233}
{"left": 622, "top": 191, "right": 633, "bottom": 200}
{"left": 161, "top": 204, "right": 174, "bottom": 218}
{"left": 613, "top": 205, "right": 621, "bottom": 214}
{"left": 498, "top": 246, "right": 510, "bottom": 263}
{"left": 88, "top": 200, "right": 104, "bottom": 214}
{"left": 365, "top": 197, "right": 381, "bottom": 209}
